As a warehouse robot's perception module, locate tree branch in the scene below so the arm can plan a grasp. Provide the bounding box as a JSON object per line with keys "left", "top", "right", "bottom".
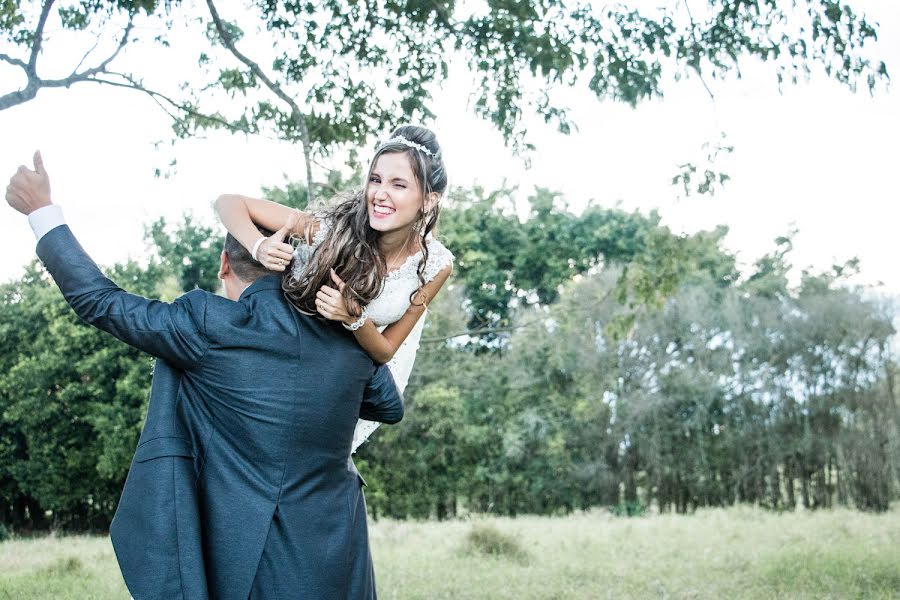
{"left": 77, "top": 18, "right": 134, "bottom": 80}
{"left": 204, "top": 0, "right": 316, "bottom": 201}
{"left": 427, "top": 0, "right": 463, "bottom": 35}
{"left": 420, "top": 319, "right": 541, "bottom": 344}
{"left": 71, "top": 34, "right": 104, "bottom": 76}
{"left": 1, "top": 15, "right": 134, "bottom": 112}
{"left": 0, "top": 84, "right": 40, "bottom": 111}
{"left": 85, "top": 74, "right": 257, "bottom": 135}
{"left": 29, "top": 0, "right": 56, "bottom": 76}
{"left": 420, "top": 286, "right": 619, "bottom": 345}
{"left": 683, "top": 0, "right": 716, "bottom": 102}
{"left": 0, "top": 13, "right": 251, "bottom": 139}
{"left": 0, "top": 53, "right": 27, "bottom": 69}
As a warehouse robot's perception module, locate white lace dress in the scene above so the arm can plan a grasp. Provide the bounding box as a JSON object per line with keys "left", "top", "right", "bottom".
{"left": 291, "top": 220, "right": 455, "bottom": 452}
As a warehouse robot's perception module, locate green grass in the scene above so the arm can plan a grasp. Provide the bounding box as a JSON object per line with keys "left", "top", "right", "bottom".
{"left": 2, "top": 505, "right": 899, "bottom": 599}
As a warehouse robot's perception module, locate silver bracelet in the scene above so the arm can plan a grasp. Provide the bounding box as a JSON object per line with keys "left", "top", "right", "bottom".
{"left": 342, "top": 307, "right": 369, "bottom": 331}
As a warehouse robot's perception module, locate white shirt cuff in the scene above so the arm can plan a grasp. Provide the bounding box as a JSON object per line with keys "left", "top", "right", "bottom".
{"left": 28, "top": 205, "right": 66, "bottom": 242}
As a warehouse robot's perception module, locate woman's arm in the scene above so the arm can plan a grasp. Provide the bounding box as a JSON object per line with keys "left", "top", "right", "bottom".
{"left": 213, "top": 194, "right": 316, "bottom": 270}
{"left": 317, "top": 264, "right": 453, "bottom": 364}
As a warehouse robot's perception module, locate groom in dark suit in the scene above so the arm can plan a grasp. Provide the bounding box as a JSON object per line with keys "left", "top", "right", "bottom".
{"left": 6, "top": 152, "right": 402, "bottom": 600}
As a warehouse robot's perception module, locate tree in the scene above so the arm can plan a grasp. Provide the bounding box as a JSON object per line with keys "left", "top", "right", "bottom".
{"left": 0, "top": 260, "right": 165, "bottom": 530}
{"left": 2, "top": 1, "right": 889, "bottom": 195}
{"left": 0, "top": 213, "right": 219, "bottom": 531}
{"left": 144, "top": 213, "right": 222, "bottom": 292}
{"left": 438, "top": 184, "right": 737, "bottom": 337}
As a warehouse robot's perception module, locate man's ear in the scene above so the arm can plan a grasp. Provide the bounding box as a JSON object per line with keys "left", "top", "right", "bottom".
{"left": 218, "top": 250, "right": 230, "bottom": 280}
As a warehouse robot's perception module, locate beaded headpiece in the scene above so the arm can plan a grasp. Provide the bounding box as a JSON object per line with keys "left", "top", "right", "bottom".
{"left": 378, "top": 135, "right": 437, "bottom": 158}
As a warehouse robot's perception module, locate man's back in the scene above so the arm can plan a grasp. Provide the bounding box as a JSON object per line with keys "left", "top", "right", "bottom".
{"left": 184, "top": 277, "right": 383, "bottom": 598}
{"left": 191, "top": 276, "right": 376, "bottom": 473}
{"left": 36, "top": 225, "right": 401, "bottom": 600}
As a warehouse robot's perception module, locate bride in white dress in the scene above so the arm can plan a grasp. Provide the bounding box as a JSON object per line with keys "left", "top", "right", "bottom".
{"left": 214, "top": 125, "right": 454, "bottom": 451}
{"left": 294, "top": 216, "right": 453, "bottom": 449}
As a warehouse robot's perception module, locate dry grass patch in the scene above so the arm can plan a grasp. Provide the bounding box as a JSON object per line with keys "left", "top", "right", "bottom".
{"left": 1, "top": 505, "right": 898, "bottom": 599}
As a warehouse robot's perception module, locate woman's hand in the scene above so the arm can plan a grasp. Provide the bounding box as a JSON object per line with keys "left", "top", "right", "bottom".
{"left": 255, "top": 211, "right": 300, "bottom": 272}
{"left": 316, "top": 269, "right": 357, "bottom": 324}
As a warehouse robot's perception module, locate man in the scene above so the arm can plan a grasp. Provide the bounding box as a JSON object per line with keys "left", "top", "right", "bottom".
{"left": 5, "top": 152, "right": 403, "bottom": 599}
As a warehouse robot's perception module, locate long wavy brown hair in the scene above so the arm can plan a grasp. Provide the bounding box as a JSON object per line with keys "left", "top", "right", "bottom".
{"left": 283, "top": 125, "right": 448, "bottom": 317}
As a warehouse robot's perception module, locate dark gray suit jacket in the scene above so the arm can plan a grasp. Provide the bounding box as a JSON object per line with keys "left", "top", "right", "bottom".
{"left": 36, "top": 225, "right": 403, "bottom": 600}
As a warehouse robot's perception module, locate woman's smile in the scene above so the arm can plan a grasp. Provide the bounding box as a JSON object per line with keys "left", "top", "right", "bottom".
{"left": 366, "top": 152, "right": 422, "bottom": 233}
{"left": 371, "top": 203, "right": 396, "bottom": 218}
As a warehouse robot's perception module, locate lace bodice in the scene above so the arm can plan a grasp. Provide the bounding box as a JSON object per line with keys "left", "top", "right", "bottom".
{"left": 366, "top": 242, "right": 455, "bottom": 326}
{"left": 291, "top": 219, "right": 455, "bottom": 331}
{"left": 290, "top": 218, "right": 454, "bottom": 451}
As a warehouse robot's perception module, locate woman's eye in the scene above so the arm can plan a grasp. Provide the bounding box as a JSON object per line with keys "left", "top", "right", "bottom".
{"left": 394, "top": 183, "right": 406, "bottom": 189}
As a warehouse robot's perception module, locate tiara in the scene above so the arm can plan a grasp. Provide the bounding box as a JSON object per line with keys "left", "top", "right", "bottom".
{"left": 379, "top": 135, "right": 437, "bottom": 158}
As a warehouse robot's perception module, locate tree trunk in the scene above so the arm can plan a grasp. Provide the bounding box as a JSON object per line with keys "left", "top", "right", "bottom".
{"left": 801, "top": 473, "right": 811, "bottom": 509}
{"left": 624, "top": 445, "right": 638, "bottom": 504}
{"left": 770, "top": 466, "right": 781, "bottom": 509}
{"left": 785, "top": 460, "right": 796, "bottom": 509}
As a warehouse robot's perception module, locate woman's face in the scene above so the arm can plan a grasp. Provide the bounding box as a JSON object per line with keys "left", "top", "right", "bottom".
{"left": 366, "top": 151, "right": 424, "bottom": 235}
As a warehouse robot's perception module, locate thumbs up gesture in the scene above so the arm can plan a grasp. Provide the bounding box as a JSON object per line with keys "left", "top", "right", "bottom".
{"left": 255, "top": 209, "right": 300, "bottom": 271}
{"left": 6, "top": 151, "right": 52, "bottom": 215}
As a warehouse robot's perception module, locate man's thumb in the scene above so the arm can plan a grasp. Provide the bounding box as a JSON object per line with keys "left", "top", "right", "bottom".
{"left": 33, "top": 151, "right": 46, "bottom": 176}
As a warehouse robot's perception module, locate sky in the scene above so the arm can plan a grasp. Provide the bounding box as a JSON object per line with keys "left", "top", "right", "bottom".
{"left": 1, "top": 1, "right": 898, "bottom": 306}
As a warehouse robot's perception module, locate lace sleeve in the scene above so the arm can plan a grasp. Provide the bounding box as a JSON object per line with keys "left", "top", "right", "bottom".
{"left": 423, "top": 240, "right": 454, "bottom": 284}
{"left": 290, "top": 217, "right": 330, "bottom": 280}
{"left": 310, "top": 217, "right": 330, "bottom": 246}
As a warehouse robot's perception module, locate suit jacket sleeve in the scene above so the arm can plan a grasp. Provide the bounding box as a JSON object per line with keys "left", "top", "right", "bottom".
{"left": 36, "top": 225, "right": 209, "bottom": 370}
{"left": 359, "top": 364, "right": 404, "bottom": 424}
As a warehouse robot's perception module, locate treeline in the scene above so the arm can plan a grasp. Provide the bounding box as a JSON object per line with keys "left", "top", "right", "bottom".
{"left": 368, "top": 257, "right": 898, "bottom": 518}
{"left": 0, "top": 183, "right": 897, "bottom": 531}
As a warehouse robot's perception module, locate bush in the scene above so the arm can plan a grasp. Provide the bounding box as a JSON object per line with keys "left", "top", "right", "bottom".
{"left": 0, "top": 524, "right": 9, "bottom": 542}
{"left": 464, "top": 523, "right": 529, "bottom": 563}
{"left": 611, "top": 501, "right": 647, "bottom": 517}
{"left": 44, "top": 556, "right": 83, "bottom": 575}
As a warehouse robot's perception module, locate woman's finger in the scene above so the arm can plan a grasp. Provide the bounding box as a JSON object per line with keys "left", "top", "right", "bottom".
{"left": 265, "top": 252, "right": 293, "bottom": 265}
{"left": 265, "top": 246, "right": 294, "bottom": 261}
{"left": 271, "top": 241, "right": 295, "bottom": 255}
{"left": 263, "top": 253, "right": 291, "bottom": 270}
{"left": 329, "top": 269, "right": 346, "bottom": 291}
{"left": 263, "top": 257, "right": 284, "bottom": 271}
{"left": 262, "top": 245, "right": 294, "bottom": 262}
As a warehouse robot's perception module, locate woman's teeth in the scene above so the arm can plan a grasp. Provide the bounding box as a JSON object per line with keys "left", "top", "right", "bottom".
{"left": 373, "top": 205, "right": 395, "bottom": 215}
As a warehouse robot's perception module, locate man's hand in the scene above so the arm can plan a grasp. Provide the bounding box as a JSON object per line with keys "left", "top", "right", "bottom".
{"left": 6, "top": 151, "right": 52, "bottom": 215}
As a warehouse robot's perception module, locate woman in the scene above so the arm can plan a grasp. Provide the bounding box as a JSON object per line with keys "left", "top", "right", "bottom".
{"left": 214, "top": 125, "right": 454, "bottom": 450}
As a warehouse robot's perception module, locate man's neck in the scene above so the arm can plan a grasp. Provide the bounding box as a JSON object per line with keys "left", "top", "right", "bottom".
{"left": 224, "top": 276, "right": 258, "bottom": 301}
{"left": 237, "top": 279, "right": 255, "bottom": 296}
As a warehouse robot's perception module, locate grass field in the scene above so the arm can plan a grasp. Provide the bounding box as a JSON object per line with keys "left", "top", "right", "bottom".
{"left": 1, "top": 505, "right": 899, "bottom": 599}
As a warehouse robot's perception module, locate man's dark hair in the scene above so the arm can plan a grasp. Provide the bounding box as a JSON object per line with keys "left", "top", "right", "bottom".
{"left": 224, "top": 227, "right": 279, "bottom": 282}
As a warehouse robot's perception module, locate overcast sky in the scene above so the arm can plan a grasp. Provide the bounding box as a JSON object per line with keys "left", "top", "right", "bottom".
{"left": 1, "top": 1, "right": 898, "bottom": 303}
